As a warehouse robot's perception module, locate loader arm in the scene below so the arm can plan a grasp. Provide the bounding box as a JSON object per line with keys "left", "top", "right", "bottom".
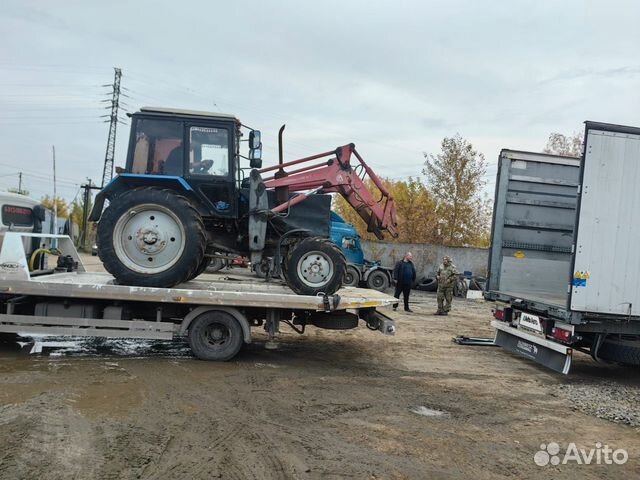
{"left": 261, "top": 143, "right": 398, "bottom": 240}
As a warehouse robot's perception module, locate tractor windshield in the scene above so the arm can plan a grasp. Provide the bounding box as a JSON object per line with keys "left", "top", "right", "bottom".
{"left": 189, "top": 126, "right": 229, "bottom": 177}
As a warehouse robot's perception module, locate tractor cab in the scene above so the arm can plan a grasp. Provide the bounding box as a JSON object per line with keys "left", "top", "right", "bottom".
{"left": 116, "top": 107, "right": 262, "bottom": 219}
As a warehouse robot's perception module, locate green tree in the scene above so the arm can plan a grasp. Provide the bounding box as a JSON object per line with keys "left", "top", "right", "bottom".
{"left": 423, "top": 134, "right": 491, "bottom": 247}
{"left": 41, "top": 195, "right": 70, "bottom": 219}
{"left": 543, "top": 132, "right": 583, "bottom": 157}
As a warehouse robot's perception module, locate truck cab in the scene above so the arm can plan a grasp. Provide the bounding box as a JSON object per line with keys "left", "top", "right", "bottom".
{"left": 330, "top": 212, "right": 392, "bottom": 291}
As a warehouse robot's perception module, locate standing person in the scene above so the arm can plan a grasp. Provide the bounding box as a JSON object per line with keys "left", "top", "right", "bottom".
{"left": 392, "top": 252, "right": 416, "bottom": 312}
{"left": 435, "top": 255, "right": 458, "bottom": 315}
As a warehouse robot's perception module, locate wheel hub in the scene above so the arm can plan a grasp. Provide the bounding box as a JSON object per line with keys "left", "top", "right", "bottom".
{"left": 206, "top": 323, "right": 229, "bottom": 345}
{"left": 137, "top": 228, "right": 166, "bottom": 254}
{"left": 112, "top": 204, "right": 186, "bottom": 274}
{"left": 298, "top": 251, "right": 334, "bottom": 287}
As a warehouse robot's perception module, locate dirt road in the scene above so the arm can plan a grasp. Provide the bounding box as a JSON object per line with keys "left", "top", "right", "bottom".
{"left": 1, "top": 279, "right": 639, "bottom": 478}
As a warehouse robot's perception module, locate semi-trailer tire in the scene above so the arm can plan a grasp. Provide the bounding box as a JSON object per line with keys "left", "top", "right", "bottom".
{"left": 343, "top": 265, "right": 361, "bottom": 287}
{"left": 366, "top": 270, "right": 390, "bottom": 291}
{"left": 284, "top": 237, "right": 346, "bottom": 296}
{"left": 188, "top": 310, "right": 244, "bottom": 361}
{"left": 598, "top": 338, "right": 640, "bottom": 366}
{"left": 98, "top": 187, "right": 206, "bottom": 288}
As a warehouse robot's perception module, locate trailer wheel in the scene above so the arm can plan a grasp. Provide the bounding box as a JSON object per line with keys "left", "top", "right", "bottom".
{"left": 98, "top": 187, "right": 206, "bottom": 287}
{"left": 598, "top": 338, "right": 640, "bottom": 366}
{"left": 343, "top": 265, "right": 361, "bottom": 287}
{"left": 366, "top": 270, "right": 390, "bottom": 291}
{"left": 188, "top": 311, "right": 243, "bottom": 361}
{"left": 284, "top": 237, "right": 346, "bottom": 295}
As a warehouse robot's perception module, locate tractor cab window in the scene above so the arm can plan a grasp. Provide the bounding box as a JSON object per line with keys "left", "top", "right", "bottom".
{"left": 189, "top": 127, "right": 229, "bottom": 177}
{"left": 130, "top": 119, "right": 183, "bottom": 176}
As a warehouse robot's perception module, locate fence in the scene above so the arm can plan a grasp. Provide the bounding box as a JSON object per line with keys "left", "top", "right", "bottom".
{"left": 361, "top": 240, "right": 488, "bottom": 279}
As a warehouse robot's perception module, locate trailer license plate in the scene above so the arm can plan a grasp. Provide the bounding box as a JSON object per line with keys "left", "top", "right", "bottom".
{"left": 519, "top": 313, "right": 543, "bottom": 332}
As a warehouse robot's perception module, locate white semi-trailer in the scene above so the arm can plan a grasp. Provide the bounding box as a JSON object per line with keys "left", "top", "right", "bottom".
{"left": 486, "top": 122, "right": 640, "bottom": 373}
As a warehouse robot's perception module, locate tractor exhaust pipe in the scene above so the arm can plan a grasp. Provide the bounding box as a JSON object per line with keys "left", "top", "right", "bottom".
{"left": 278, "top": 125, "right": 286, "bottom": 168}
{"left": 275, "top": 124, "right": 289, "bottom": 204}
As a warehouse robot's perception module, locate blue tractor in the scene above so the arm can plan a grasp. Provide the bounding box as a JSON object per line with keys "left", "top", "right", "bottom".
{"left": 89, "top": 107, "right": 398, "bottom": 295}
{"left": 330, "top": 212, "right": 393, "bottom": 291}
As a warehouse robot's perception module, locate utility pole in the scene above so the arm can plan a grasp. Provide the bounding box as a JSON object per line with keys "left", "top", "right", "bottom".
{"left": 18, "top": 172, "right": 22, "bottom": 194}
{"left": 52, "top": 145, "right": 57, "bottom": 234}
{"left": 79, "top": 179, "right": 102, "bottom": 251}
{"left": 101, "top": 67, "right": 122, "bottom": 188}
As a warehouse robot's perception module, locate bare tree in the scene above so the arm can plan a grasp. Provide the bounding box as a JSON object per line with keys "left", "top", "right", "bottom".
{"left": 543, "top": 132, "right": 583, "bottom": 157}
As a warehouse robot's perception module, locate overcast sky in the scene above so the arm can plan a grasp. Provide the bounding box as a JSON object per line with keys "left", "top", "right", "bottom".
{"left": 1, "top": 0, "right": 639, "bottom": 201}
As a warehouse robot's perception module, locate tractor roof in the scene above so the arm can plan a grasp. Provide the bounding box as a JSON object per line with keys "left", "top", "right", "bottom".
{"left": 138, "top": 107, "right": 239, "bottom": 122}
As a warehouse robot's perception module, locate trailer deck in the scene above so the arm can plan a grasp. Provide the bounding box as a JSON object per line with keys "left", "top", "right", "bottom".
{"left": 1, "top": 271, "right": 395, "bottom": 311}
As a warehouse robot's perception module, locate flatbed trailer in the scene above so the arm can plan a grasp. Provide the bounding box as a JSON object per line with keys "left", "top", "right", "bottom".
{"left": 486, "top": 123, "right": 640, "bottom": 373}
{"left": 0, "top": 233, "right": 396, "bottom": 361}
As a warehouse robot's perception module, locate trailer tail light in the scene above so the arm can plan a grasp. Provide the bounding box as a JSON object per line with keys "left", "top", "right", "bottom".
{"left": 552, "top": 327, "right": 572, "bottom": 344}
{"left": 493, "top": 306, "right": 504, "bottom": 321}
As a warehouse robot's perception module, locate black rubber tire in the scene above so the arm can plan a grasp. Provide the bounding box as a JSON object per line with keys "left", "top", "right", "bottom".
{"left": 254, "top": 260, "right": 270, "bottom": 278}
{"left": 598, "top": 339, "right": 640, "bottom": 365}
{"left": 97, "top": 187, "right": 206, "bottom": 287}
{"left": 453, "top": 278, "right": 468, "bottom": 298}
{"left": 284, "top": 237, "right": 346, "bottom": 295}
{"left": 343, "top": 265, "right": 361, "bottom": 287}
{"left": 416, "top": 277, "right": 438, "bottom": 292}
{"left": 366, "top": 269, "right": 390, "bottom": 291}
{"left": 188, "top": 311, "right": 244, "bottom": 361}
{"left": 189, "top": 257, "right": 212, "bottom": 280}
{"left": 206, "top": 257, "right": 225, "bottom": 273}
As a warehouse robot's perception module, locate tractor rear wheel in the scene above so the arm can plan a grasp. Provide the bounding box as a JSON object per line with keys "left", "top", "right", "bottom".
{"left": 284, "top": 237, "right": 346, "bottom": 295}
{"left": 98, "top": 187, "right": 206, "bottom": 287}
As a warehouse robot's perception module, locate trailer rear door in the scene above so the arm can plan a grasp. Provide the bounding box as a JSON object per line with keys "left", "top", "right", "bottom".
{"left": 486, "top": 150, "right": 580, "bottom": 307}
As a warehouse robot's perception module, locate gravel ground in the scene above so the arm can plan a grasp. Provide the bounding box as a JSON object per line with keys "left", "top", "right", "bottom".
{"left": 554, "top": 382, "right": 640, "bottom": 427}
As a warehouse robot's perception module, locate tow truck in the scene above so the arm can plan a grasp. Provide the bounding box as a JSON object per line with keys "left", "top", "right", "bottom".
{"left": 0, "top": 231, "right": 396, "bottom": 361}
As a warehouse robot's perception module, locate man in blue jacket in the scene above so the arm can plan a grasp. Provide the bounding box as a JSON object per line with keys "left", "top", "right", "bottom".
{"left": 392, "top": 252, "right": 416, "bottom": 312}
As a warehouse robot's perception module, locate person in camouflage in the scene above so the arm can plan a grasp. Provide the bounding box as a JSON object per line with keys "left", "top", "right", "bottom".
{"left": 435, "top": 256, "right": 458, "bottom": 315}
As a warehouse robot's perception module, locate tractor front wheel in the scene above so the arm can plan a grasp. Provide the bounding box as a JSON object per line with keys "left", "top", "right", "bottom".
{"left": 98, "top": 187, "right": 206, "bottom": 287}
{"left": 284, "top": 237, "right": 346, "bottom": 295}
